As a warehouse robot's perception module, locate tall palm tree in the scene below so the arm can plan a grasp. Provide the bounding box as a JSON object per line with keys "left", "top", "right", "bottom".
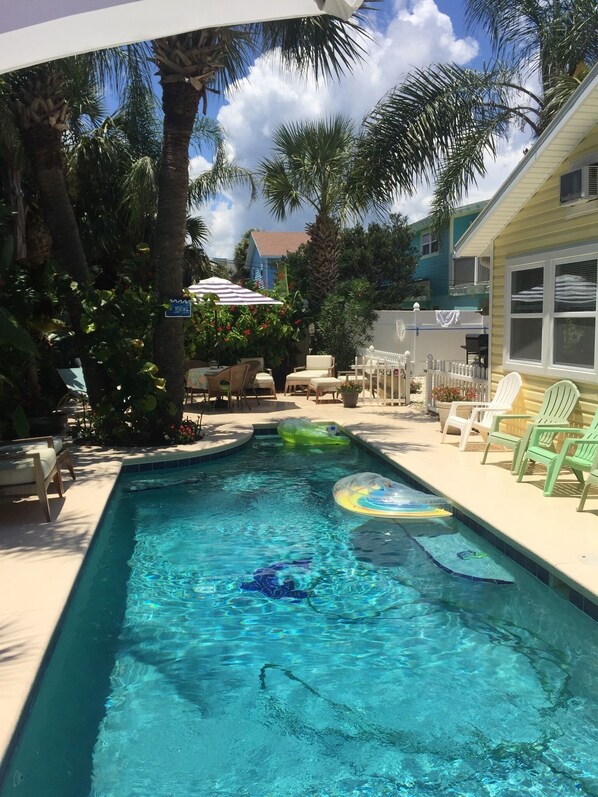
{"left": 260, "top": 115, "right": 375, "bottom": 311}
{"left": 150, "top": 9, "right": 377, "bottom": 414}
{"left": 358, "top": 0, "right": 598, "bottom": 231}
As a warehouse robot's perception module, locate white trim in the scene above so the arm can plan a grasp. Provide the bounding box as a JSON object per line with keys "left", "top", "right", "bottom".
{"left": 503, "top": 242, "right": 598, "bottom": 382}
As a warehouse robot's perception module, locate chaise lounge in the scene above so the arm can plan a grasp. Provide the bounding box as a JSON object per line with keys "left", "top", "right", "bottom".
{"left": 284, "top": 355, "right": 335, "bottom": 394}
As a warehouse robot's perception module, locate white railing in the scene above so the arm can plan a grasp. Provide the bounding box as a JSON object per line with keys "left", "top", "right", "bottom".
{"left": 348, "top": 346, "right": 413, "bottom": 406}
{"left": 425, "top": 354, "right": 489, "bottom": 412}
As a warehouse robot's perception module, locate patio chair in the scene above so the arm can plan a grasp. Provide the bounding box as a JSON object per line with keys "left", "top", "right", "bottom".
{"left": 481, "top": 379, "right": 580, "bottom": 474}
{"left": 239, "top": 357, "right": 277, "bottom": 398}
{"left": 517, "top": 407, "right": 598, "bottom": 496}
{"left": 441, "top": 372, "right": 522, "bottom": 451}
{"left": 0, "top": 436, "right": 66, "bottom": 521}
{"left": 284, "top": 355, "right": 335, "bottom": 394}
{"left": 238, "top": 358, "right": 264, "bottom": 403}
{"left": 577, "top": 448, "right": 598, "bottom": 511}
{"left": 206, "top": 363, "right": 250, "bottom": 410}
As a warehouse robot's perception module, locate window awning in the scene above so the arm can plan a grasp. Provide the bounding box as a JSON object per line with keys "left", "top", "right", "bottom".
{"left": 0, "top": 0, "right": 364, "bottom": 74}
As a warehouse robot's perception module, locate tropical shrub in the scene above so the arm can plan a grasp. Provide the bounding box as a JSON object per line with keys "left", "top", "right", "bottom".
{"left": 316, "top": 278, "right": 377, "bottom": 371}
{"left": 186, "top": 287, "right": 307, "bottom": 368}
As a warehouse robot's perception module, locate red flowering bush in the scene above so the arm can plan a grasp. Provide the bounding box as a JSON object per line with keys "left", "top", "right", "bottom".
{"left": 167, "top": 417, "right": 203, "bottom": 445}
{"left": 431, "top": 385, "right": 478, "bottom": 402}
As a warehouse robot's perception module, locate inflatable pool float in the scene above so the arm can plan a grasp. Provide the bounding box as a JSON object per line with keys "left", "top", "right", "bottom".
{"left": 333, "top": 472, "right": 451, "bottom": 519}
{"left": 277, "top": 419, "right": 350, "bottom": 446}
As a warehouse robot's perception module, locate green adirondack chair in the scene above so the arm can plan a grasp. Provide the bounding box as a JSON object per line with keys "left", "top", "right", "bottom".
{"left": 578, "top": 448, "right": 598, "bottom": 511}
{"left": 517, "top": 408, "right": 598, "bottom": 496}
{"left": 481, "top": 379, "right": 580, "bottom": 474}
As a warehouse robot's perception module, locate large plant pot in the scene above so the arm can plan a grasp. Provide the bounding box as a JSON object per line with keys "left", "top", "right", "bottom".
{"left": 435, "top": 401, "right": 469, "bottom": 433}
{"left": 341, "top": 392, "right": 359, "bottom": 408}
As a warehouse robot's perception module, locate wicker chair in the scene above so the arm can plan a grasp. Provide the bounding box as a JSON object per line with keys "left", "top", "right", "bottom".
{"left": 206, "top": 363, "right": 250, "bottom": 410}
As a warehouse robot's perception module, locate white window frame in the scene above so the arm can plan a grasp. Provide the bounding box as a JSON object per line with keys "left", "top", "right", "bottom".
{"left": 504, "top": 242, "right": 598, "bottom": 382}
{"left": 421, "top": 230, "right": 439, "bottom": 257}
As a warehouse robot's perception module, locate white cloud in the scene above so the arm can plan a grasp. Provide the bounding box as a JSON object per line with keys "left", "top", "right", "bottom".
{"left": 194, "top": 0, "right": 525, "bottom": 258}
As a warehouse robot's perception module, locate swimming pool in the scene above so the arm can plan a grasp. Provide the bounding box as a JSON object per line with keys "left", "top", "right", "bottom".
{"left": 2, "top": 435, "right": 598, "bottom": 796}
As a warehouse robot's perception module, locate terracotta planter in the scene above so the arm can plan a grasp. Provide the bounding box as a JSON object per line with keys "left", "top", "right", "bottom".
{"left": 435, "top": 401, "right": 470, "bottom": 432}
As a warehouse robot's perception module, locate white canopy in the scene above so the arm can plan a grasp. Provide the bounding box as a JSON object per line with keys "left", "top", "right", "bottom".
{"left": 188, "top": 277, "right": 283, "bottom": 306}
{"left": 0, "top": 0, "right": 364, "bottom": 75}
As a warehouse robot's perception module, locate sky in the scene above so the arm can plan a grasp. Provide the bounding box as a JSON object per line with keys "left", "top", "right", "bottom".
{"left": 190, "top": 0, "right": 531, "bottom": 260}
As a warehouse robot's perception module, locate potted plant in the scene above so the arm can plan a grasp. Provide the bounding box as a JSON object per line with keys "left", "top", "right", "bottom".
{"left": 339, "top": 380, "right": 362, "bottom": 408}
{"left": 430, "top": 384, "right": 478, "bottom": 431}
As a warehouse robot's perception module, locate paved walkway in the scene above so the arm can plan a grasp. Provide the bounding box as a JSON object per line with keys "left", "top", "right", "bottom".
{"left": 1, "top": 392, "right": 597, "bottom": 768}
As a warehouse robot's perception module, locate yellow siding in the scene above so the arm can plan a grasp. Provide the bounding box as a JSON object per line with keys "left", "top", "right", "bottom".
{"left": 491, "top": 126, "right": 598, "bottom": 426}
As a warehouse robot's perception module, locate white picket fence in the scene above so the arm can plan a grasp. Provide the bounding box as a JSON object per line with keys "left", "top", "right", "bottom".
{"left": 425, "top": 355, "right": 489, "bottom": 412}
{"left": 351, "top": 347, "right": 413, "bottom": 406}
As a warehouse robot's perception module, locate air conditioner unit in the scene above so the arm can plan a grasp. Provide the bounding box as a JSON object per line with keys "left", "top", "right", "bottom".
{"left": 559, "top": 164, "right": 598, "bottom": 205}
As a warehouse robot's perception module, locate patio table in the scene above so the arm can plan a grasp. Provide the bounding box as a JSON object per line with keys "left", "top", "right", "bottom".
{"left": 185, "top": 366, "right": 227, "bottom": 403}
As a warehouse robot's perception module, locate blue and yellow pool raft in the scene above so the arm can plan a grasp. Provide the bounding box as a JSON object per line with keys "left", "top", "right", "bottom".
{"left": 333, "top": 472, "right": 452, "bottom": 519}
{"left": 277, "top": 419, "right": 350, "bottom": 446}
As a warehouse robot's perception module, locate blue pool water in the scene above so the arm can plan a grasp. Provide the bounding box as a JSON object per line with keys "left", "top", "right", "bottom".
{"left": 2, "top": 436, "right": 598, "bottom": 796}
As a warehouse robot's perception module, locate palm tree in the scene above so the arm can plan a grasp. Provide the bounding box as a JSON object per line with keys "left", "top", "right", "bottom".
{"left": 358, "top": 0, "right": 598, "bottom": 230}
{"left": 150, "top": 10, "right": 377, "bottom": 414}
{"left": 260, "top": 115, "right": 375, "bottom": 311}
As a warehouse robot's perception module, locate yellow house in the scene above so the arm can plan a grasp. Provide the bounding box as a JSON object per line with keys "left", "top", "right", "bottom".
{"left": 455, "top": 61, "right": 598, "bottom": 428}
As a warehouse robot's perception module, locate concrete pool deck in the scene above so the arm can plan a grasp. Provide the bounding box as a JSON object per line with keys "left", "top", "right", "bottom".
{"left": 1, "top": 393, "right": 597, "bottom": 770}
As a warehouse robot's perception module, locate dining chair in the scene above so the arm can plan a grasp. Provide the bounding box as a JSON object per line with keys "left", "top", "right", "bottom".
{"left": 206, "top": 363, "right": 250, "bottom": 410}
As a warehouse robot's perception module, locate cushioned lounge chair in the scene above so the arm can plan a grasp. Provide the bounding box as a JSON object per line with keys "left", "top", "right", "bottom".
{"left": 517, "top": 407, "right": 598, "bottom": 496}
{"left": 0, "top": 436, "right": 69, "bottom": 521}
{"left": 481, "top": 379, "right": 580, "bottom": 474}
{"left": 284, "top": 355, "right": 335, "bottom": 394}
{"left": 441, "top": 372, "right": 522, "bottom": 451}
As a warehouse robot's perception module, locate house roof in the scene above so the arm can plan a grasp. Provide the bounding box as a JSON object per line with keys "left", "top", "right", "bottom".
{"left": 455, "top": 60, "right": 598, "bottom": 257}
{"left": 409, "top": 200, "right": 489, "bottom": 234}
{"left": 250, "top": 231, "right": 310, "bottom": 259}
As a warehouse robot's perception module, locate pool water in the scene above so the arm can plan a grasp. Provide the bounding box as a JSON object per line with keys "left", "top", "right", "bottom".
{"left": 2, "top": 437, "right": 598, "bottom": 797}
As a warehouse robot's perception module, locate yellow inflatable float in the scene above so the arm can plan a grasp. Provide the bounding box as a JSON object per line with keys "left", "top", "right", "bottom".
{"left": 333, "top": 472, "right": 451, "bottom": 519}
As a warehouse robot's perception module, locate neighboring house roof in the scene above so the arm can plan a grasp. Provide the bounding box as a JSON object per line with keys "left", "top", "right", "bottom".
{"left": 245, "top": 231, "right": 310, "bottom": 266}
{"left": 410, "top": 200, "right": 489, "bottom": 234}
{"left": 456, "top": 60, "right": 598, "bottom": 257}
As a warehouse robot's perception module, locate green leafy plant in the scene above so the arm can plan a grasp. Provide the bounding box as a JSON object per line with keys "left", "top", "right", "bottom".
{"left": 431, "top": 384, "right": 477, "bottom": 403}
{"left": 339, "top": 381, "right": 362, "bottom": 393}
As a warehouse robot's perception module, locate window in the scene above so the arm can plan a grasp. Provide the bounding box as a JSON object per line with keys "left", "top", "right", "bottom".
{"left": 421, "top": 231, "right": 439, "bottom": 256}
{"left": 505, "top": 244, "right": 598, "bottom": 379}
{"left": 452, "top": 255, "right": 491, "bottom": 286}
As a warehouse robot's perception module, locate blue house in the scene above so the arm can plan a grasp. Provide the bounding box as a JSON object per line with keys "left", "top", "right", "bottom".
{"left": 246, "top": 231, "right": 310, "bottom": 290}
{"left": 408, "top": 201, "right": 490, "bottom": 310}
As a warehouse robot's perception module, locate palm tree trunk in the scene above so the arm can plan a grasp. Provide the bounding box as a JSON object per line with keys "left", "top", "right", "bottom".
{"left": 307, "top": 212, "right": 339, "bottom": 312}
{"left": 152, "top": 80, "right": 201, "bottom": 419}
{"left": 18, "top": 118, "right": 106, "bottom": 405}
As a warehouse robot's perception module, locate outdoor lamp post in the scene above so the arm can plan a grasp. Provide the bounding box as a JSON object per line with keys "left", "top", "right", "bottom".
{"left": 412, "top": 302, "right": 420, "bottom": 376}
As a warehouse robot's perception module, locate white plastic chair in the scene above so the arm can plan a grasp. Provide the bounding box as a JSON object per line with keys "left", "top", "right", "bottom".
{"left": 441, "top": 372, "right": 523, "bottom": 451}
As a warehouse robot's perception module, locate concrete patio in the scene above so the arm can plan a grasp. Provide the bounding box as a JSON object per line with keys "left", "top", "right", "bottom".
{"left": 1, "top": 392, "right": 597, "bottom": 771}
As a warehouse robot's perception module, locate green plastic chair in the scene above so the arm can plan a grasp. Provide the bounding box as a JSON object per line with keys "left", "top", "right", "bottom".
{"left": 481, "top": 379, "right": 580, "bottom": 474}
{"left": 578, "top": 448, "right": 598, "bottom": 511}
{"left": 517, "top": 408, "right": 598, "bottom": 495}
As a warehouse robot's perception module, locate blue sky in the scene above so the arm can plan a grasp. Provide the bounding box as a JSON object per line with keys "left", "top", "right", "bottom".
{"left": 187, "top": 0, "right": 526, "bottom": 259}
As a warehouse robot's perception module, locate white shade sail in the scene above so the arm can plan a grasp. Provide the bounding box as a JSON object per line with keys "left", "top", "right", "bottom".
{"left": 188, "top": 277, "right": 283, "bottom": 306}
{"left": 0, "top": 0, "right": 364, "bottom": 75}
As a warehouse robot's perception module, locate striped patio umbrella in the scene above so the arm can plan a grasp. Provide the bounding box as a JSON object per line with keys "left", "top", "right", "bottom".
{"left": 187, "top": 277, "right": 283, "bottom": 307}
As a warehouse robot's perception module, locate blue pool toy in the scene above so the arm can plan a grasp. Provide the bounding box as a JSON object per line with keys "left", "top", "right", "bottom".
{"left": 241, "top": 558, "right": 312, "bottom": 600}
{"left": 277, "top": 419, "right": 350, "bottom": 446}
